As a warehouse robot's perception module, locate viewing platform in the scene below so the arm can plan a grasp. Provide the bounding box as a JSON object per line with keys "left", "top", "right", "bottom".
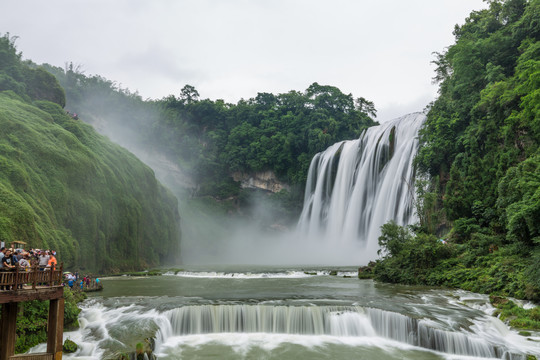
{"left": 0, "top": 265, "right": 65, "bottom": 360}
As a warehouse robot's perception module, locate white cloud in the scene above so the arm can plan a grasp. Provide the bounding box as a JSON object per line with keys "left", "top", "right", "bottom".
{"left": 1, "top": 0, "right": 487, "bottom": 118}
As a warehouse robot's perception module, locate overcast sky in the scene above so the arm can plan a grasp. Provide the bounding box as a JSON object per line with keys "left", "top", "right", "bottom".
{"left": 1, "top": 0, "right": 487, "bottom": 121}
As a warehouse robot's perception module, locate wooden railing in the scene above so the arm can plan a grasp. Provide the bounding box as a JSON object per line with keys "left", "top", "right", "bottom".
{"left": 0, "top": 264, "right": 63, "bottom": 291}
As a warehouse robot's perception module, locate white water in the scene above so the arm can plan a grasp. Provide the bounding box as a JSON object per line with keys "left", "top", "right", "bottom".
{"left": 28, "top": 273, "right": 540, "bottom": 359}
{"left": 297, "top": 113, "right": 425, "bottom": 262}
{"left": 44, "top": 300, "right": 536, "bottom": 359}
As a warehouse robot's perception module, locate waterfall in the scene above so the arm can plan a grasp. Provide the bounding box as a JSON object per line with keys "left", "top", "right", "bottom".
{"left": 297, "top": 113, "right": 425, "bottom": 260}
{"left": 153, "top": 304, "right": 526, "bottom": 359}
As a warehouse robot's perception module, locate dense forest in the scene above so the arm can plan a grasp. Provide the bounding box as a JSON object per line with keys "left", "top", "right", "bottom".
{"left": 43, "top": 64, "right": 377, "bottom": 203}
{"left": 0, "top": 34, "right": 180, "bottom": 273}
{"left": 373, "top": 0, "right": 540, "bottom": 301}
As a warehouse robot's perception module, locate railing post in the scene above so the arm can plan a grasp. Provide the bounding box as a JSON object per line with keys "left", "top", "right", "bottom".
{"left": 32, "top": 264, "right": 37, "bottom": 290}
{"left": 13, "top": 266, "right": 19, "bottom": 291}
{"left": 58, "top": 263, "right": 64, "bottom": 285}
{"left": 47, "top": 298, "right": 64, "bottom": 359}
{"left": 0, "top": 303, "right": 18, "bottom": 359}
{"left": 49, "top": 266, "right": 53, "bottom": 286}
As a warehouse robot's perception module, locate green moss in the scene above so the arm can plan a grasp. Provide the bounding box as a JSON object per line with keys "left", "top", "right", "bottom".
{"left": 63, "top": 339, "right": 78, "bottom": 353}
{"left": 0, "top": 92, "right": 180, "bottom": 273}
{"left": 490, "top": 296, "right": 540, "bottom": 331}
{"left": 0, "top": 35, "right": 181, "bottom": 273}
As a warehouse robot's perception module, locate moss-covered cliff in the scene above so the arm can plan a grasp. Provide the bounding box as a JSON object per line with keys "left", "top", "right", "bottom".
{"left": 0, "top": 34, "right": 180, "bottom": 273}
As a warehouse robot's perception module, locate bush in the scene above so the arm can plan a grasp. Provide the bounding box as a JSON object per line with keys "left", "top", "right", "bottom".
{"left": 374, "top": 221, "right": 454, "bottom": 284}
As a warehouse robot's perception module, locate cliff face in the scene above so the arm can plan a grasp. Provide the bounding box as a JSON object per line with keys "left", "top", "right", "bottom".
{"left": 0, "top": 93, "right": 181, "bottom": 273}
{"left": 232, "top": 171, "right": 290, "bottom": 193}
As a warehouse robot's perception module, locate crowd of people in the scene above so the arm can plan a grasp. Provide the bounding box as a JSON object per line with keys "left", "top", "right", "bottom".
{"left": 0, "top": 246, "right": 101, "bottom": 291}
{"left": 64, "top": 272, "right": 100, "bottom": 290}
{"left": 0, "top": 247, "right": 57, "bottom": 271}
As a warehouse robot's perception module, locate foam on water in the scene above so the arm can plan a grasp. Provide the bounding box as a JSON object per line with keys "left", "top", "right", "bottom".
{"left": 155, "top": 332, "right": 444, "bottom": 359}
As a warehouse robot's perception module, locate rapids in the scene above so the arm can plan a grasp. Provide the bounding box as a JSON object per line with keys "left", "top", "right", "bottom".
{"left": 29, "top": 267, "right": 540, "bottom": 359}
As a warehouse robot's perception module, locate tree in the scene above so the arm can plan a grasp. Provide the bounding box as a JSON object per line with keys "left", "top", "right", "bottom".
{"left": 179, "top": 84, "right": 199, "bottom": 104}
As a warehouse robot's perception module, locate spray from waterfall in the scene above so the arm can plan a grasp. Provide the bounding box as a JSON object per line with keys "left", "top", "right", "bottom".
{"left": 297, "top": 113, "right": 425, "bottom": 261}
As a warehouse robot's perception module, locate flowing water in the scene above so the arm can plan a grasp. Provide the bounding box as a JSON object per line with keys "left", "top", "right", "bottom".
{"left": 297, "top": 113, "right": 425, "bottom": 262}
{"left": 30, "top": 267, "right": 540, "bottom": 359}
{"left": 31, "top": 113, "right": 538, "bottom": 359}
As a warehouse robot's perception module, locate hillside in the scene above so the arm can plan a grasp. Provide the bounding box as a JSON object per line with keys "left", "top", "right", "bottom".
{"left": 0, "top": 35, "right": 180, "bottom": 273}
{"left": 374, "top": 0, "right": 539, "bottom": 300}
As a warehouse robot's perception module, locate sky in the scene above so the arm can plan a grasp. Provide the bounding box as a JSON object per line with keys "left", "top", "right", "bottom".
{"left": 1, "top": 0, "right": 487, "bottom": 121}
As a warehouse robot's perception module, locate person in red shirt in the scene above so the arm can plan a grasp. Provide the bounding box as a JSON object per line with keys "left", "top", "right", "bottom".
{"left": 47, "top": 254, "right": 57, "bottom": 270}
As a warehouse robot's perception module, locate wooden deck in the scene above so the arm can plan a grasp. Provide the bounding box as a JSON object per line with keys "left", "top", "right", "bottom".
{"left": 0, "top": 266, "right": 65, "bottom": 360}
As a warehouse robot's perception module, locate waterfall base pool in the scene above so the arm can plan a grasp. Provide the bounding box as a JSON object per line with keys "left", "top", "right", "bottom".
{"left": 30, "top": 266, "right": 540, "bottom": 359}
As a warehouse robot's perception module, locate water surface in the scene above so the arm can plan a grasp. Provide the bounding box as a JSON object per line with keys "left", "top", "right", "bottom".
{"left": 32, "top": 266, "right": 540, "bottom": 359}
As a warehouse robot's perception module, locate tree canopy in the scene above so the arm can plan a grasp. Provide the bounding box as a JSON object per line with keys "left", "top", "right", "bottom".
{"left": 46, "top": 63, "right": 377, "bottom": 200}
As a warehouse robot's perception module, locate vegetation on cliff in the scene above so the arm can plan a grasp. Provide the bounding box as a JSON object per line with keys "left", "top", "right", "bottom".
{"left": 43, "top": 64, "right": 377, "bottom": 203}
{"left": 374, "top": 0, "right": 540, "bottom": 301}
{"left": 0, "top": 34, "right": 180, "bottom": 273}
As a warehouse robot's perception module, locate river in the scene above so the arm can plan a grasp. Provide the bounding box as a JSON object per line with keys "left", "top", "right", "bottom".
{"left": 30, "top": 266, "right": 539, "bottom": 359}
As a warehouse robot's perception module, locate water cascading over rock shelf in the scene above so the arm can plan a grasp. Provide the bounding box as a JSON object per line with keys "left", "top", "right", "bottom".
{"left": 153, "top": 304, "right": 521, "bottom": 359}
{"left": 298, "top": 112, "right": 426, "bottom": 261}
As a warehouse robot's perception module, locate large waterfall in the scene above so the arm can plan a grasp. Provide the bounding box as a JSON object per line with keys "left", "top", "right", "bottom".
{"left": 297, "top": 113, "right": 425, "bottom": 260}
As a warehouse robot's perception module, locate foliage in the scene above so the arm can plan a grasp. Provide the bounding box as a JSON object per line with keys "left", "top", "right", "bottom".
{"left": 43, "top": 63, "right": 377, "bottom": 202}
{"left": 63, "top": 339, "right": 78, "bottom": 353}
{"left": 374, "top": 221, "right": 454, "bottom": 284}
{"left": 389, "top": 0, "right": 540, "bottom": 301}
{"left": 416, "top": 0, "right": 539, "bottom": 219}
{"left": 490, "top": 296, "right": 540, "bottom": 330}
{"left": 0, "top": 34, "right": 65, "bottom": 106}
{"left": 0, "top": 35, "right": 181, "bottom": 273}
{"left": 374, "top": 221, "right": 537, "bottom": 300}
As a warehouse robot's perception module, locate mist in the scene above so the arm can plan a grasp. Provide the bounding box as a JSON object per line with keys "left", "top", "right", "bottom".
{"left": 53, "top": 65, "right": 402, "bottom": 268}
{"left": 65, "top": 91, "right": 326, "bottom": 266}
{"left": 78, "top": 105, "right": 378, "bottom": 267}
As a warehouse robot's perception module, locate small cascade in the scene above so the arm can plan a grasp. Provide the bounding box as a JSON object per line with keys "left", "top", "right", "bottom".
{"left": 297, "top": 113, "right": 425, "bottom": 260}
{"left": 153, "top": 304, "right": 526, "bottom": 359}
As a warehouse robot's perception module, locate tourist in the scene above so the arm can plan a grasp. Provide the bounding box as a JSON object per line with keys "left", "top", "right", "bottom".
{"left": 68, "top": 277, "right": 74, "bottom": 289}
{"left": 1, "top": 250, "right": 17, "bottom": 290}
{"left": 18, "top": 254, "right": 31, "bottom": 269}
{"left": 38, "top": 251, "right": 49, "bottom": 270}
{"left": 1, "top": 250, "right": 16, "bottom": 270}
{"left": 85, "top": 276, "right": 90, "bottom": 287}
{"left": 47, "top": 253, "right": 57, "bottom": 270}
{"left": 10, "top": 250, "right": 18, "bottom": 265}
{"left": 0, "top": 247, "right": 6, "bottom": 269}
